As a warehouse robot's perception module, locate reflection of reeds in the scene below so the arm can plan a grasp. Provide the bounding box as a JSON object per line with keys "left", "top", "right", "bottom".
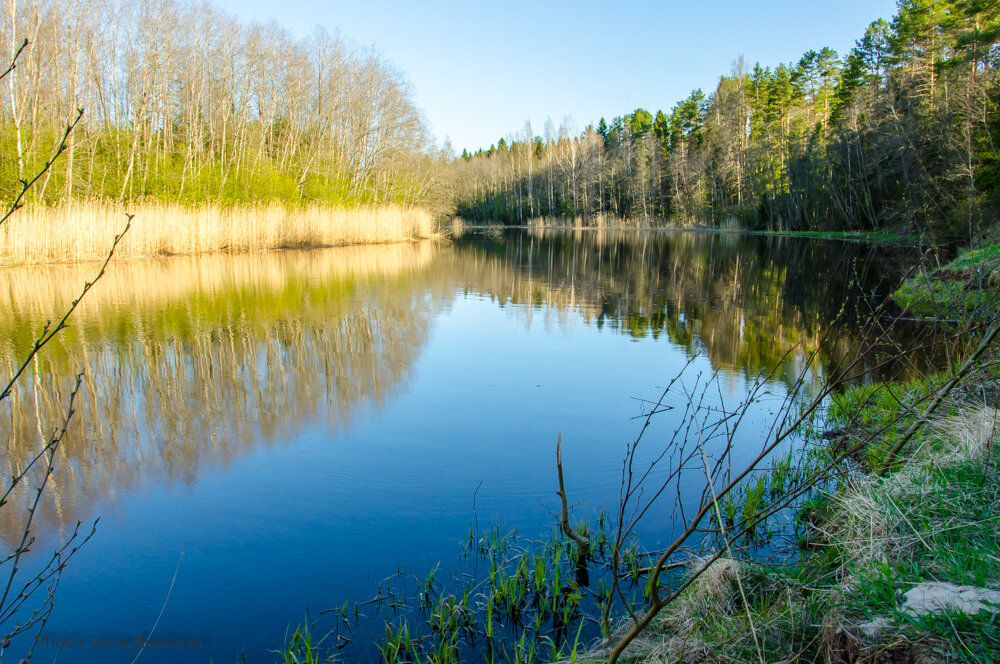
{"left": 0, "top": 241, "right": 439, "bottom": 333}
{"left": 0, "top": 243, "right": 443, "bottom": 542}
{"left": 523, "top": 214, "right": 640, "bottom": 230}
{"left": 0, "top": 201, "right": 437, "bottom": 264}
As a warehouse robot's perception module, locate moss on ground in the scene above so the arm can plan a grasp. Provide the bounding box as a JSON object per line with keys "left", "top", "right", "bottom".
{"left": 894, "top": 244, "right": 1000, "bottom": 319}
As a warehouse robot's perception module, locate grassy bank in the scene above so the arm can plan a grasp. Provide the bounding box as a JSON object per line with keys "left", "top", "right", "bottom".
{"left": 0, "top": 201, "right": 437, "bottom": 265}
{"left": 576, "top": 369, "right": 1000, "bottom": 664}
{"left": 573, "top": 247, "right": 1000, "bottom": 664}
{"left": 755, "top": 229, "right": 923, "bottom": 244}
{"left": 894, "top": 245, "right": 1000, "bottom": 319}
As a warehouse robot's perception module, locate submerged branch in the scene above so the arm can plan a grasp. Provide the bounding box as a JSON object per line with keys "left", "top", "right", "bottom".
{"left": 556, "top": 432, "right": 590, "bottom": 560}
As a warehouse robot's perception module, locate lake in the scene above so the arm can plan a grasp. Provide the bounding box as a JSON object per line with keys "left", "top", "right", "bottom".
{"left": 0, "top": 229, "right": 934, "bottom": 663}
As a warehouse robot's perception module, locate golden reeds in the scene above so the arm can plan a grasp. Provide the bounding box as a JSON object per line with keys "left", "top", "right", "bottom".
{"left": 0, "top": 201, "right": 437, "bottom": 264}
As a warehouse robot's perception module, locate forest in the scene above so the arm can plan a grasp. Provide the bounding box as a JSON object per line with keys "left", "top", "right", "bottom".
{"left": 2, "top": 2, "right": 1000, "bottom": 664}
{"left": 3, "top": 0, "right": 998, "bottom": 241}
{"left": 451, "top": 0, "right": 1000, "bottom": 240}
{"left": 0, "top": 0, "right": 449, "bottom": 211}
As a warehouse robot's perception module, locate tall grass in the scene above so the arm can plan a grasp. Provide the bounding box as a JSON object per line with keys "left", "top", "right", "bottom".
{"left": 0, "top": 201, "right": 437, "bottom": 264}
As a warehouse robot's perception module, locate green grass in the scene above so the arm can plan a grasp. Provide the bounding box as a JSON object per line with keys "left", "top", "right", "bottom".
{"left": 894, "top": 276, "right": 994, "bottom": 318}
{"left": 893, "top": 244, "right": 1000, "bottom": 319}
{"left": 806, "top": 351, "right": 1000, "bottom": 663}
{"left": 831, "top": 444, "right": 1000, "bottom": 663}
{"left": 277, "top": 520, "right": 613, "bottom": 664}
{"left": 824, "top": 376, "right": 949, "bottom": 469}
{"left": 280, "top": 625, "right": 325, "bottom": 664}
{"left": 273, "top": 335, "right": 1000, "bottom": 664}
{"left": 582, "top": 356, "right": 1000, "bottom": 664}
{"left": 752, "top": 229, "right": 921, "bottom": 244}
{"left": 948, "top": 245, "right": 1000, "bottom": 279}
{"left": 570, "top": 561, "right": 831, "bottom": 664}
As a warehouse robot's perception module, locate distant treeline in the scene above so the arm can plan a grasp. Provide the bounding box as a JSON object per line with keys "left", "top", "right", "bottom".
{"left": 451, "top": 0, "right": 1000, "bottom": 238}
{"left": 0, "top": 0, "right": 449, "bottom": 210}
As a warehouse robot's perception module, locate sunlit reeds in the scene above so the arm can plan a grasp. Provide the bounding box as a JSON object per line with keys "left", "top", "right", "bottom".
{"left": 0, "top": 201, "right": 437, "bottom": 264}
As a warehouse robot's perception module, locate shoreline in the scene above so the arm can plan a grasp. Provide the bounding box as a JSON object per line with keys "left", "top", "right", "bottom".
{"left": 453, "top": 219, "right": 923, "bottom": 245}
{"left": 572, "top": 248, "right": 1000, "bottom": 664}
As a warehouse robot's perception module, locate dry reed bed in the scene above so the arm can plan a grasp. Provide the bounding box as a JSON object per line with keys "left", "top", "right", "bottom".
{"left": 0, "top": 201, "right": 437, "bottom": 264}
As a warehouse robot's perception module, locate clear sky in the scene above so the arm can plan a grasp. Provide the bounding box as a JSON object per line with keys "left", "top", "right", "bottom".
{"left": 213, "top": 0, "right": 900, "bottom": 153}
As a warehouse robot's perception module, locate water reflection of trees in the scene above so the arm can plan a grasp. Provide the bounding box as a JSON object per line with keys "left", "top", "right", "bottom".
{"left": 448, "top": 229, "right": 940, "bottom": 387}
{"left": 0, "top": 244, "right": 442, "bottom": 542}
{"left": 0, "top": 232, "right": 940, "bottom": 540}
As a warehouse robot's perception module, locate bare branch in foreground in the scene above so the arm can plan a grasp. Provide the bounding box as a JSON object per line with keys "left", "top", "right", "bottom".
{"left": 0, "top": 215, "right": 132, "bottom": 403}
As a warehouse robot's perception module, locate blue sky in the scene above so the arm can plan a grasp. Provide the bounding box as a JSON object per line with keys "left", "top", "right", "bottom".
{"left": 215, "top": 0, "right": 900, "bottom": 153}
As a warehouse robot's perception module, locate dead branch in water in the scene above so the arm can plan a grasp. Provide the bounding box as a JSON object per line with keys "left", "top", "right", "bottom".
{"left": 556, "top": 432, "right": 591, "bottom": 560}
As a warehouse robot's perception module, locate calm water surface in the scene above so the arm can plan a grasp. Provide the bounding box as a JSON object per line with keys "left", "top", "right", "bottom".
{"left": 1, "top": 230, "right": 930, "bottom": 662}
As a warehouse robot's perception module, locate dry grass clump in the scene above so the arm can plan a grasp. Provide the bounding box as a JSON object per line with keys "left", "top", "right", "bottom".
{"left": 830, "top": 406, "right": 1000, "bottom": 573}
{"left": 931, "top": 406, "right": 1000, "bottom": 460}
{"left": 0, "top": 201, "right": 437, "bottom": 264}
{"left": 826, "top": 471, "right": 919, "bottom": 571}
{"left": 572, "top": 559, "right": 816, "bottom": 664}
{"left": 818, "top": 404, "right": 1000, "bottom": 662}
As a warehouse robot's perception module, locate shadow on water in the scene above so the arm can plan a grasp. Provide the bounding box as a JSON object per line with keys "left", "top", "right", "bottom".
{"left": 450, "top": 228, "right": 946, "bottom": 383}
